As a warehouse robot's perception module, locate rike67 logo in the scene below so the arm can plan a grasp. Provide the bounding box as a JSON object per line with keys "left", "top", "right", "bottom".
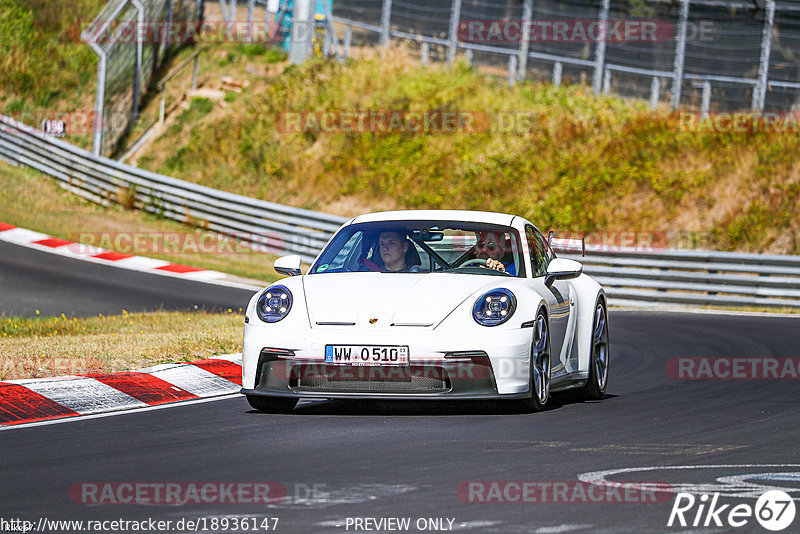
{"left": 668, "top": 490, "right": 796, "bottom": 531}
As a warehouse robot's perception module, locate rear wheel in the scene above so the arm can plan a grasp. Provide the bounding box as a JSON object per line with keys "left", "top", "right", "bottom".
{"left": 581, "top": 299, "right": 609, "bottom": 400}
{"left": 246, "top": 395, "right": 298, "bottom": 413}
{"left": 521, "top": 310, "right": 551, "bottom": 412}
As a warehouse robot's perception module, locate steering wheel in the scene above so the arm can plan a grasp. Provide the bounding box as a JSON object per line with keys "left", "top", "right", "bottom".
{"left": 460, "top": 258, "right": 488, "bottom": 267}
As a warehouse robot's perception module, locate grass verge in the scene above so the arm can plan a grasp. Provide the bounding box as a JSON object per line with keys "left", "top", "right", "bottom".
{"left": 0, "top": 310, "right": 243, "bottom": 380}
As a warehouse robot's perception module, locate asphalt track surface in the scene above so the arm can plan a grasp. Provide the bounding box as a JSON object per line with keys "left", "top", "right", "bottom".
{"left": 0, "top": 241, "right": 256, "bottom": 317}
{"left": 2, "top": 242, "right": 800, "bottom": 533}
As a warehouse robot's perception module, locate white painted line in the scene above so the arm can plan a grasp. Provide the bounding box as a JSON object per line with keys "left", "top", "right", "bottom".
{"left": 114, "top": 256, "right": 171, "bottom": 270}
{"left": 151, "top": 364, "right": 241, "bottom": 396}
{"left": 21, "top": 377, "right": 147, "bottom": 414}
{"left": 0, "top": 228, "right": 50, "bottom": 244}
{"left": 0, "top": 393, "right": 241, "bottom": 432}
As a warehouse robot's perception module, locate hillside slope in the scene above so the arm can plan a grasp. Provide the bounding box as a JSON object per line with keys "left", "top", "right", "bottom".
{"left": 89, "top": 49, "right": 800, "bottom": 254}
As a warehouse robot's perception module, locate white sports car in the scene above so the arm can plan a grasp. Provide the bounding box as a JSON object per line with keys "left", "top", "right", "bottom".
{"left": 241, "top": 210, "right": 609, "bottom": 412}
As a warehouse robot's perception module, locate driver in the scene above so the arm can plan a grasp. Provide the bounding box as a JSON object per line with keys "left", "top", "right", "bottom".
{"left": 475, "top": 230, "right": 516, "bottom": 275}
{"left": 379, "top": 230, "right": 421, "bottom": 272}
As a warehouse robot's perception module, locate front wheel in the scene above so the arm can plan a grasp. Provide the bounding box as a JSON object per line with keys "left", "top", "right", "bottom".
{"left": 581, "top": 299, "right": 609, "bottom": 400}
{"left": 521, "top": 310, "right": 551, "bottom": 412}
{"left": 246, "top": 395, "right": 298, "bottom": 413}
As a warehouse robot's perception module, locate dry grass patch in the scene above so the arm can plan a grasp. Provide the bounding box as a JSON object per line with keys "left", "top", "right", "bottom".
{"left": 0, "top": 310, "right": 244, "bottom": 380}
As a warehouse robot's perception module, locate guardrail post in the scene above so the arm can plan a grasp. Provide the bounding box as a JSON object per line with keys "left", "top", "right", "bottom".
{"left": 592, "top": 0, "right": 610, "bottom": 95}
{"left": 553, "top": 61, "right": 562, "bottom": 86}
{"left": 508, "top": 55, "right": 517, "bottom": 87}
{"left": 753, "top": 0, "right": 775, "bottom": 112}
{"left": 670, "top": 0, "right": 690, "bottom": 110}
{"left": 380, "top": 0, "right": 392, "bottom": 46}
{"left": 420, "top": 40, "right": 429, "bottom": 66}
{"left": 446, "top": 0, "right": 462, "bottom": 66}
{"left": 464, "top": 49, "right": 473, "bottom": 65}
{"left": 602, "top": 68, "right": 611, "bottom": 94}
{"left": 650, "top": 76, "right": 660, "bottom": 109}
{"left": 518, "top": 0, "right": 534, "bottom": 81}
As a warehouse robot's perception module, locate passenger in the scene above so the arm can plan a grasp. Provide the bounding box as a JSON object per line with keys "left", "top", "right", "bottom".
{"left": 379, "top": 230, "right": 421, "bottom": 272}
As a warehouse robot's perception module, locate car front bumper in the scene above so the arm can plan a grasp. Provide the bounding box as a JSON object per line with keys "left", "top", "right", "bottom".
{"left": 241, "top": 323, "right": 534, "bottom": 399}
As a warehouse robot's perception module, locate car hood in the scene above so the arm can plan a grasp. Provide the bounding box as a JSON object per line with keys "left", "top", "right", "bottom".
{"left": 303, "top": 272, "right": 498, "bottom": 329}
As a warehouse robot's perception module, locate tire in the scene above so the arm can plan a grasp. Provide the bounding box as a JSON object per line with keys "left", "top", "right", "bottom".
{"left": 246, "top": 395, "right": 298, "bottom": 413}
{"left": 521, "top": 310, "right": 551, "bottom": 412}
{"left": 581, "top": 298, "right": 609, "bottom": 400}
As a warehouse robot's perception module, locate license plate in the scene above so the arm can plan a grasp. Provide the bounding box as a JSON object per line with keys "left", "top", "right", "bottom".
{"left": 324, "top": 345, "right": 409, "bottom": 366}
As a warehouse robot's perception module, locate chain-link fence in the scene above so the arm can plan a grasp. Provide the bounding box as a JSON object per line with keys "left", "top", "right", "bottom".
{"left": 82, "top": 0, "right": 204, "bottom": 156}
{"left": 331, "top": 0, "right": 800, "bottom": 113}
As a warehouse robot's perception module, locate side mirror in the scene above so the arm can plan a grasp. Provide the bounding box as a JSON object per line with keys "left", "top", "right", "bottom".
{"left": 544, "top": 258, "right": 583, "bottom": 287}
{"left": 274, "top": 255, "right": 302, "bottom": 276}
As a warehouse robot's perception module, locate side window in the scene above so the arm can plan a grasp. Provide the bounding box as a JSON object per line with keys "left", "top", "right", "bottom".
{"left": 526, "top": 226, "right": 552, "bottom": 277}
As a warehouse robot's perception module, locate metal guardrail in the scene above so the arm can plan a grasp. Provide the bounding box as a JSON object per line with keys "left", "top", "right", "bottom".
{"left": 0, "top": 114, "right": 344, "bottom": 265}
{"left": 1, "top": 113, "right": 799, "bottom": 308}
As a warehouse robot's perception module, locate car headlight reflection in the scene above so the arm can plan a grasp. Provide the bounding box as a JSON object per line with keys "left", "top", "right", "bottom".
{"left": 472, "top": 288, "right": 516, "bottom": 326}
{"left": 256, "top": 285, "right": 293, "bottom": 323}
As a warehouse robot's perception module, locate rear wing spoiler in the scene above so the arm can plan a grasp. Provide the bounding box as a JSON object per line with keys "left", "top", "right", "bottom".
{"left": 548, "top": 231, "right": 585, "bottom": 257}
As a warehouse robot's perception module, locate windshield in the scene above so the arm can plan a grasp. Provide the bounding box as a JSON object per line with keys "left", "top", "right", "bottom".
{"left": 310, "top": 221, "right": 525, "bottom": 277}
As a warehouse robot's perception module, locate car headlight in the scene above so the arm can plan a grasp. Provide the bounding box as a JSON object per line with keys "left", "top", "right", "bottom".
{"left": 472, "top": 288, "right": 516, "bottom": 327}
{"left": 256, "top": 285, "right": 293, "bottom": 323}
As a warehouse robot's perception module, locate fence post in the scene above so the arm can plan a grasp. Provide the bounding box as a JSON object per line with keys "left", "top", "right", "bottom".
{"left": 670, "top": 0, "right": 690, "bottom": 110}
{"left": 192, "top": 54, "right": 199, "bottom": 90}
{"left": 446, "top": 0, "right": 462, "bottom": 66}
{"left": 420, "top": 40, "right": 429, "bottom": 65}
{"left": 753, "top": 0, "right": 775, "bottom": 111}
{"left": 701, "top": 80, "right": 711, "bottom": 117}
{"left": 90, "top": 51, "right": 107, "bottom": 156}
{"left": 159, "top": 85, "right": 167, "bottom": 124}
{"left": 602, "top": 68, "right": 611, "bottom": 94}
{"left": 344, "top": 24, "right": 352, "bottom": 58}
{"left": 380, "top": 0, "right": 392, "bottom": 46}
{"left": 553, "top": 61, "right": 562, "bottom": 86}
{"left": 131, "top": 0, "right": 145, "bottom": 120}
{"left": 518, "top": 0, "right": 533, "bottom": 81}
{"left": 289, "top": 0, "right": 313, "bottom": 64}
{"left": 650, "top": 76, "right": 661, "bottom": 109}
{"left": 592, "top": 0, "right": 610, "bottom": 95}
{"left": 508, "top": 55, "right": 517, "bottom": 87}
{"left": 248, "top": 0, "right": 255, "bottom": 33}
